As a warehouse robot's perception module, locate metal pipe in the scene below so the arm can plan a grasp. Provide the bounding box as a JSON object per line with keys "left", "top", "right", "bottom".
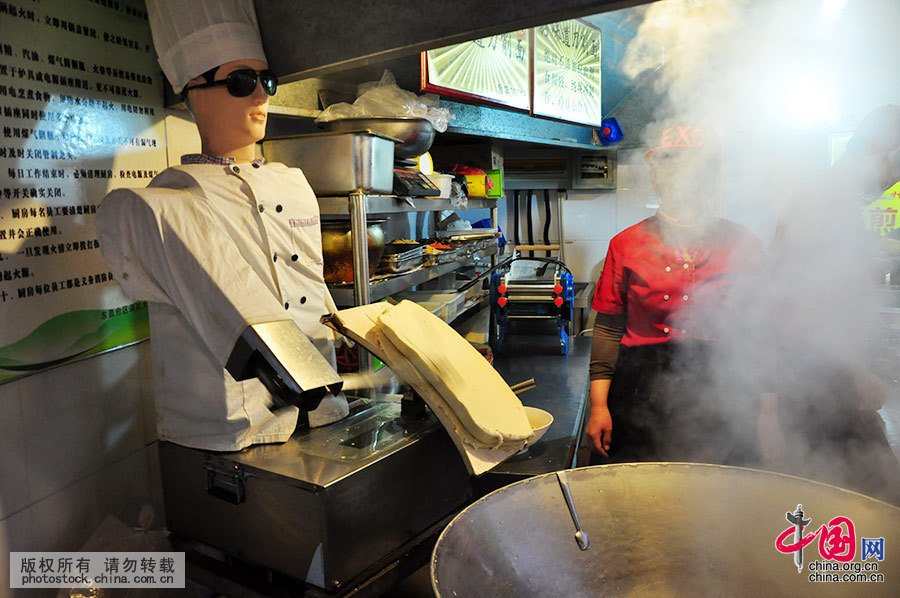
{"left": 503, "top": 297, "right": 559, "bottom": 303}
{"left": 525, "top": 189, "right": 534, "bottom": 257}
{"left": 557, "top": 190, "right": 567, "bottom": 264}
{"left": 506, "top": 315, "right": 559, "bottom": 320}
{"left": 505, "top": 284, "right": 559, "bottom": 292}
{"left": 348, "top": 191, "right": 370, "bottom": 307}
{"left": 513, "top": 244, "right": 560, "bottom": 252}
{"left": 490, "top": 203, "right": 499, "bottom": 267}
{"left": 512, "top": 190, "right": 520, "bottom": 248}
{"left": 543, "top": 189, "right": 552, "bottom": 257}
{"left": 348, "top": 191, "right": 371, "bottom": 373}
{"left": 456, "top": 254, "right": 516, "bottom": 293}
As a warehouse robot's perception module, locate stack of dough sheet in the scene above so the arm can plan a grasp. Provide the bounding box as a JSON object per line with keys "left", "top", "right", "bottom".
{"left": 325, "top": 301, "right": 534, "bottom": 475}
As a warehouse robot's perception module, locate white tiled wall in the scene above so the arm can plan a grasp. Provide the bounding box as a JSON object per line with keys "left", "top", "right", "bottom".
{"left": 0, "top": 342, "right": 160, "bottom": 597}
{"left": 502, "top": 149, "right": 658, "bottom": 285}
{"left": 502, "top": 146, "right": 775, "bottom": 287}
{"left": 0, "top": 91, "right": 209, "bottom": 597}
{"left": 0, "top": 384, "right": 28, "bottom": 522}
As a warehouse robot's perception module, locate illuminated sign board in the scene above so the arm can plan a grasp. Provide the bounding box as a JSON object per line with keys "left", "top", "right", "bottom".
{"left": 533, "top": 20, "right": 602, "bottom": 126}
{"left": 422, "top": 30, "right": 531, "bottom": 110}
{"left": 422, "top": 19, "right": 602, "bottom": 126}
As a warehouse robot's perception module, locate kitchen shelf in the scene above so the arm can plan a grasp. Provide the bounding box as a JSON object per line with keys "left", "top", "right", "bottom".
{"left": 329, "top": 247, "right": 498, "bottom": 305}
{"left": 318, "top": 196, "right": 497, "bottom": 216}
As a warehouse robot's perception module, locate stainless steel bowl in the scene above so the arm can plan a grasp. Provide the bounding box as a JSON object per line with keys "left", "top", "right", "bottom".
{"left": 322, "top": 117, "right": 435, "bottom": 158}
{"left": 320, "top": 219, "right": 386, "bottom": 284}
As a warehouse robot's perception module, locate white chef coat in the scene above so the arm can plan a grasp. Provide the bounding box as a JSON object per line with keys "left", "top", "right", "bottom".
{"left": 96, "top": 161, "right": 348, "bottom": 451}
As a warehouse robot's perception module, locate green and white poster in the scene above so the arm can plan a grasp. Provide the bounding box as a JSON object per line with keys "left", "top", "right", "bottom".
{"left": 0, "top": 0, "right": 165, "bottom": 382}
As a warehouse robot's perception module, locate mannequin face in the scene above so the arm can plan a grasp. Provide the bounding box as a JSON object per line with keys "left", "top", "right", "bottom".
{"left": 185, "top": 58, "right": 270, "bottom": 159}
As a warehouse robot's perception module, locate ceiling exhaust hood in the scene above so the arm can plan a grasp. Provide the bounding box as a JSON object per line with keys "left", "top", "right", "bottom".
{"left": 254, "top": 0, "right": 655, "bottom": 82}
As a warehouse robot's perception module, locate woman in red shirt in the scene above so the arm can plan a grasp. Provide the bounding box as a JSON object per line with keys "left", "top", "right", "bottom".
{"left": 586, "top": 124, "right": 776, "bottom": 465}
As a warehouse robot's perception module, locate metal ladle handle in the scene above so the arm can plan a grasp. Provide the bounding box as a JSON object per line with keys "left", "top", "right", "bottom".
{"left": 556, "top": 470, "right": 590, "bottom": 551}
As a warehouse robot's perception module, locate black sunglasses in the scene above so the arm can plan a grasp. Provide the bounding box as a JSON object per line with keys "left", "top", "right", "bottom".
{"left": 182, "top": 68, "right": 278, "bottom": 98}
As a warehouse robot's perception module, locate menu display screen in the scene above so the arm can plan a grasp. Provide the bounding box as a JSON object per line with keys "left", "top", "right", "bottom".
{"left": 422, "top": 30, "right": 531, "bottom": 111}
{"left": 533, "top": 20, "right": 602, "bottom": 126}
{"left": 422, "top": 19, "right": 602, "bottom": 127}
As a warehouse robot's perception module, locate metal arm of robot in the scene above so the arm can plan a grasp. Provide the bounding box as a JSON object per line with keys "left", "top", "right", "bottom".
{"left": 225, "top": 321, "right": 344, "bottom": 411}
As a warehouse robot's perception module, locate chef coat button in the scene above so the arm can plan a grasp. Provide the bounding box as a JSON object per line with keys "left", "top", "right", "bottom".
{"left": 683, "top": 263, "right": 689, "bottom": 269}
{"left": 258, "top": 204, "right": 265, "bottom": 213}
{"left": 231, "top": 165, "right": 240, "bottom": 174}
{"left": 273, "top": 254, "right": 278, "bottom": 262}
{"left": 682, "top": 294, "right": 689, "bottom": 300}
{"left": 284, "top": 302, "right": 290, "bottom": 310}
{"left": 663, "top": 294, "right": 670, "bottom": 300}
{"left": 300, "top": 296, "right": 307, "bottom": 305}
{"left": 663, "top": 327, "right": 670, "bottom": 334}
{"left": 291, "top": 254, "right": 298, "bottom": 261}
{"left": 276, "top": 204, "right": 283, "bottom": 213}
{"left": 252, "top": 162, "right": 260, "bottom": 169}
{"left": 665, "top": 266, "right": 671, "bottom": 272}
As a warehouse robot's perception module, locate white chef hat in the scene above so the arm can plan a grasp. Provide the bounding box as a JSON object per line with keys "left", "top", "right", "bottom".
{"left": 146, "top": 0, "right": 267, "bottom": 94}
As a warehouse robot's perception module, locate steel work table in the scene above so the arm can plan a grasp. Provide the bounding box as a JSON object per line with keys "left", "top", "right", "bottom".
{"left": 478, "top": 330, "right": 592, "bottom": 492}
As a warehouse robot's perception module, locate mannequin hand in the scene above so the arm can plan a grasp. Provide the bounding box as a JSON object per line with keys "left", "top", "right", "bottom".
{"left": 586, "top": 406, "right": 613, "bottom": 458}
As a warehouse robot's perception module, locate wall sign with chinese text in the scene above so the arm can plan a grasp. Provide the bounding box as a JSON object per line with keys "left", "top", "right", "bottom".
{"left": 862, "top": 181, "right": 899, "bottom": 237}
{"left": 422, "top": 30, "right": 531, "bottom": 111}
{"left": 0, "top": 0, "right": 165, "bottom": 383}
{"left": 532, "top": 19, "right": 602, "bottom": 126}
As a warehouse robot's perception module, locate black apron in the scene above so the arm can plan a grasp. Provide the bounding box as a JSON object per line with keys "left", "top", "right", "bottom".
{"left": 777, "top": 365, "right": 900, "bottom": 505}
{"left": 591, "top": 342, "right": 760, "bottom": 466}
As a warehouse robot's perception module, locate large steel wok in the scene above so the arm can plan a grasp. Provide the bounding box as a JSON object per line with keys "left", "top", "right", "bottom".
{"left": 432, "top": 464, "right": 900, "bottom": 597}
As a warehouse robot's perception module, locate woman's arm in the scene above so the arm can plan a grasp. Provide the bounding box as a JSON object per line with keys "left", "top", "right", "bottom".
{"left": 587, "top": 314, "right": 625, "bottom": 457}
{"left": 587, "top": 379, "right": 614, "bottom": 457}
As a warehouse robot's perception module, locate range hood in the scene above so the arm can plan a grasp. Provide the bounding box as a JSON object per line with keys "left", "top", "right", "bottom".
{"left": 249, "top": 0, "right": 660, "bottom": 152}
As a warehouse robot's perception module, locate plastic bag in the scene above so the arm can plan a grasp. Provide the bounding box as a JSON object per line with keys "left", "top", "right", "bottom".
{"left": 316, "top": 71, "right": 452, "bottom": 132}
{"left": 449, "top": 180, "right": 468, "bottom": 210}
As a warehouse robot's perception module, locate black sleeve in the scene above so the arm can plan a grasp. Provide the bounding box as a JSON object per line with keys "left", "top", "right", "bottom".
{"left": 589, "top": 312, "right": 626, "bottom": 380}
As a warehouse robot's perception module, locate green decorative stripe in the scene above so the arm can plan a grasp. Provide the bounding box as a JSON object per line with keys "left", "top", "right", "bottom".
{"left": 0, "top": 305, "right": 149, "bottom": 382}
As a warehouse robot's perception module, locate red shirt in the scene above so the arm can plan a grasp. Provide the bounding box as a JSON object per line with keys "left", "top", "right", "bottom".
{"left": 592, "top": 217, "right": 763, "bottom": 347}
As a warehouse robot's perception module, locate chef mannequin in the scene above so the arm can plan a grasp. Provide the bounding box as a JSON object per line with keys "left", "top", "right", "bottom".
{"left": 96, "top": 0, "right": 348, "bottom": 451}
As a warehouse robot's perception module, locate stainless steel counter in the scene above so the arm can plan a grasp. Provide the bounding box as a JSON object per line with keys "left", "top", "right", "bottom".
{"left": 162, "top": 331, "right": 592, "bottom": 595}
{"left": 482, "top": 332, "right": 592, "bottom": 488}
{"left": 158, "top": 401, "right": 471, "bottom": 593}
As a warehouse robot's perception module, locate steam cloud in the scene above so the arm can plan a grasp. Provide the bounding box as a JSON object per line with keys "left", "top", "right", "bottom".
{"left": 613, "top": 0, "right": 900, "bottom": 502}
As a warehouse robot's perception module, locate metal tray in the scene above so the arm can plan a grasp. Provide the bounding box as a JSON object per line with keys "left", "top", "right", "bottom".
{"left": 435, "top": 230, "right": 500, "bottom": 242}
{"left": 377, "top": 253, "right": 425, "bottom": 274}
{"left": 433, "top": 247, "right": 464, "bottom": 265}
{"left": 382, "top": 244, "right": 425, "bottom": 260}
{"left": 262, "top": 131, "right": 395, "bottom": 195}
